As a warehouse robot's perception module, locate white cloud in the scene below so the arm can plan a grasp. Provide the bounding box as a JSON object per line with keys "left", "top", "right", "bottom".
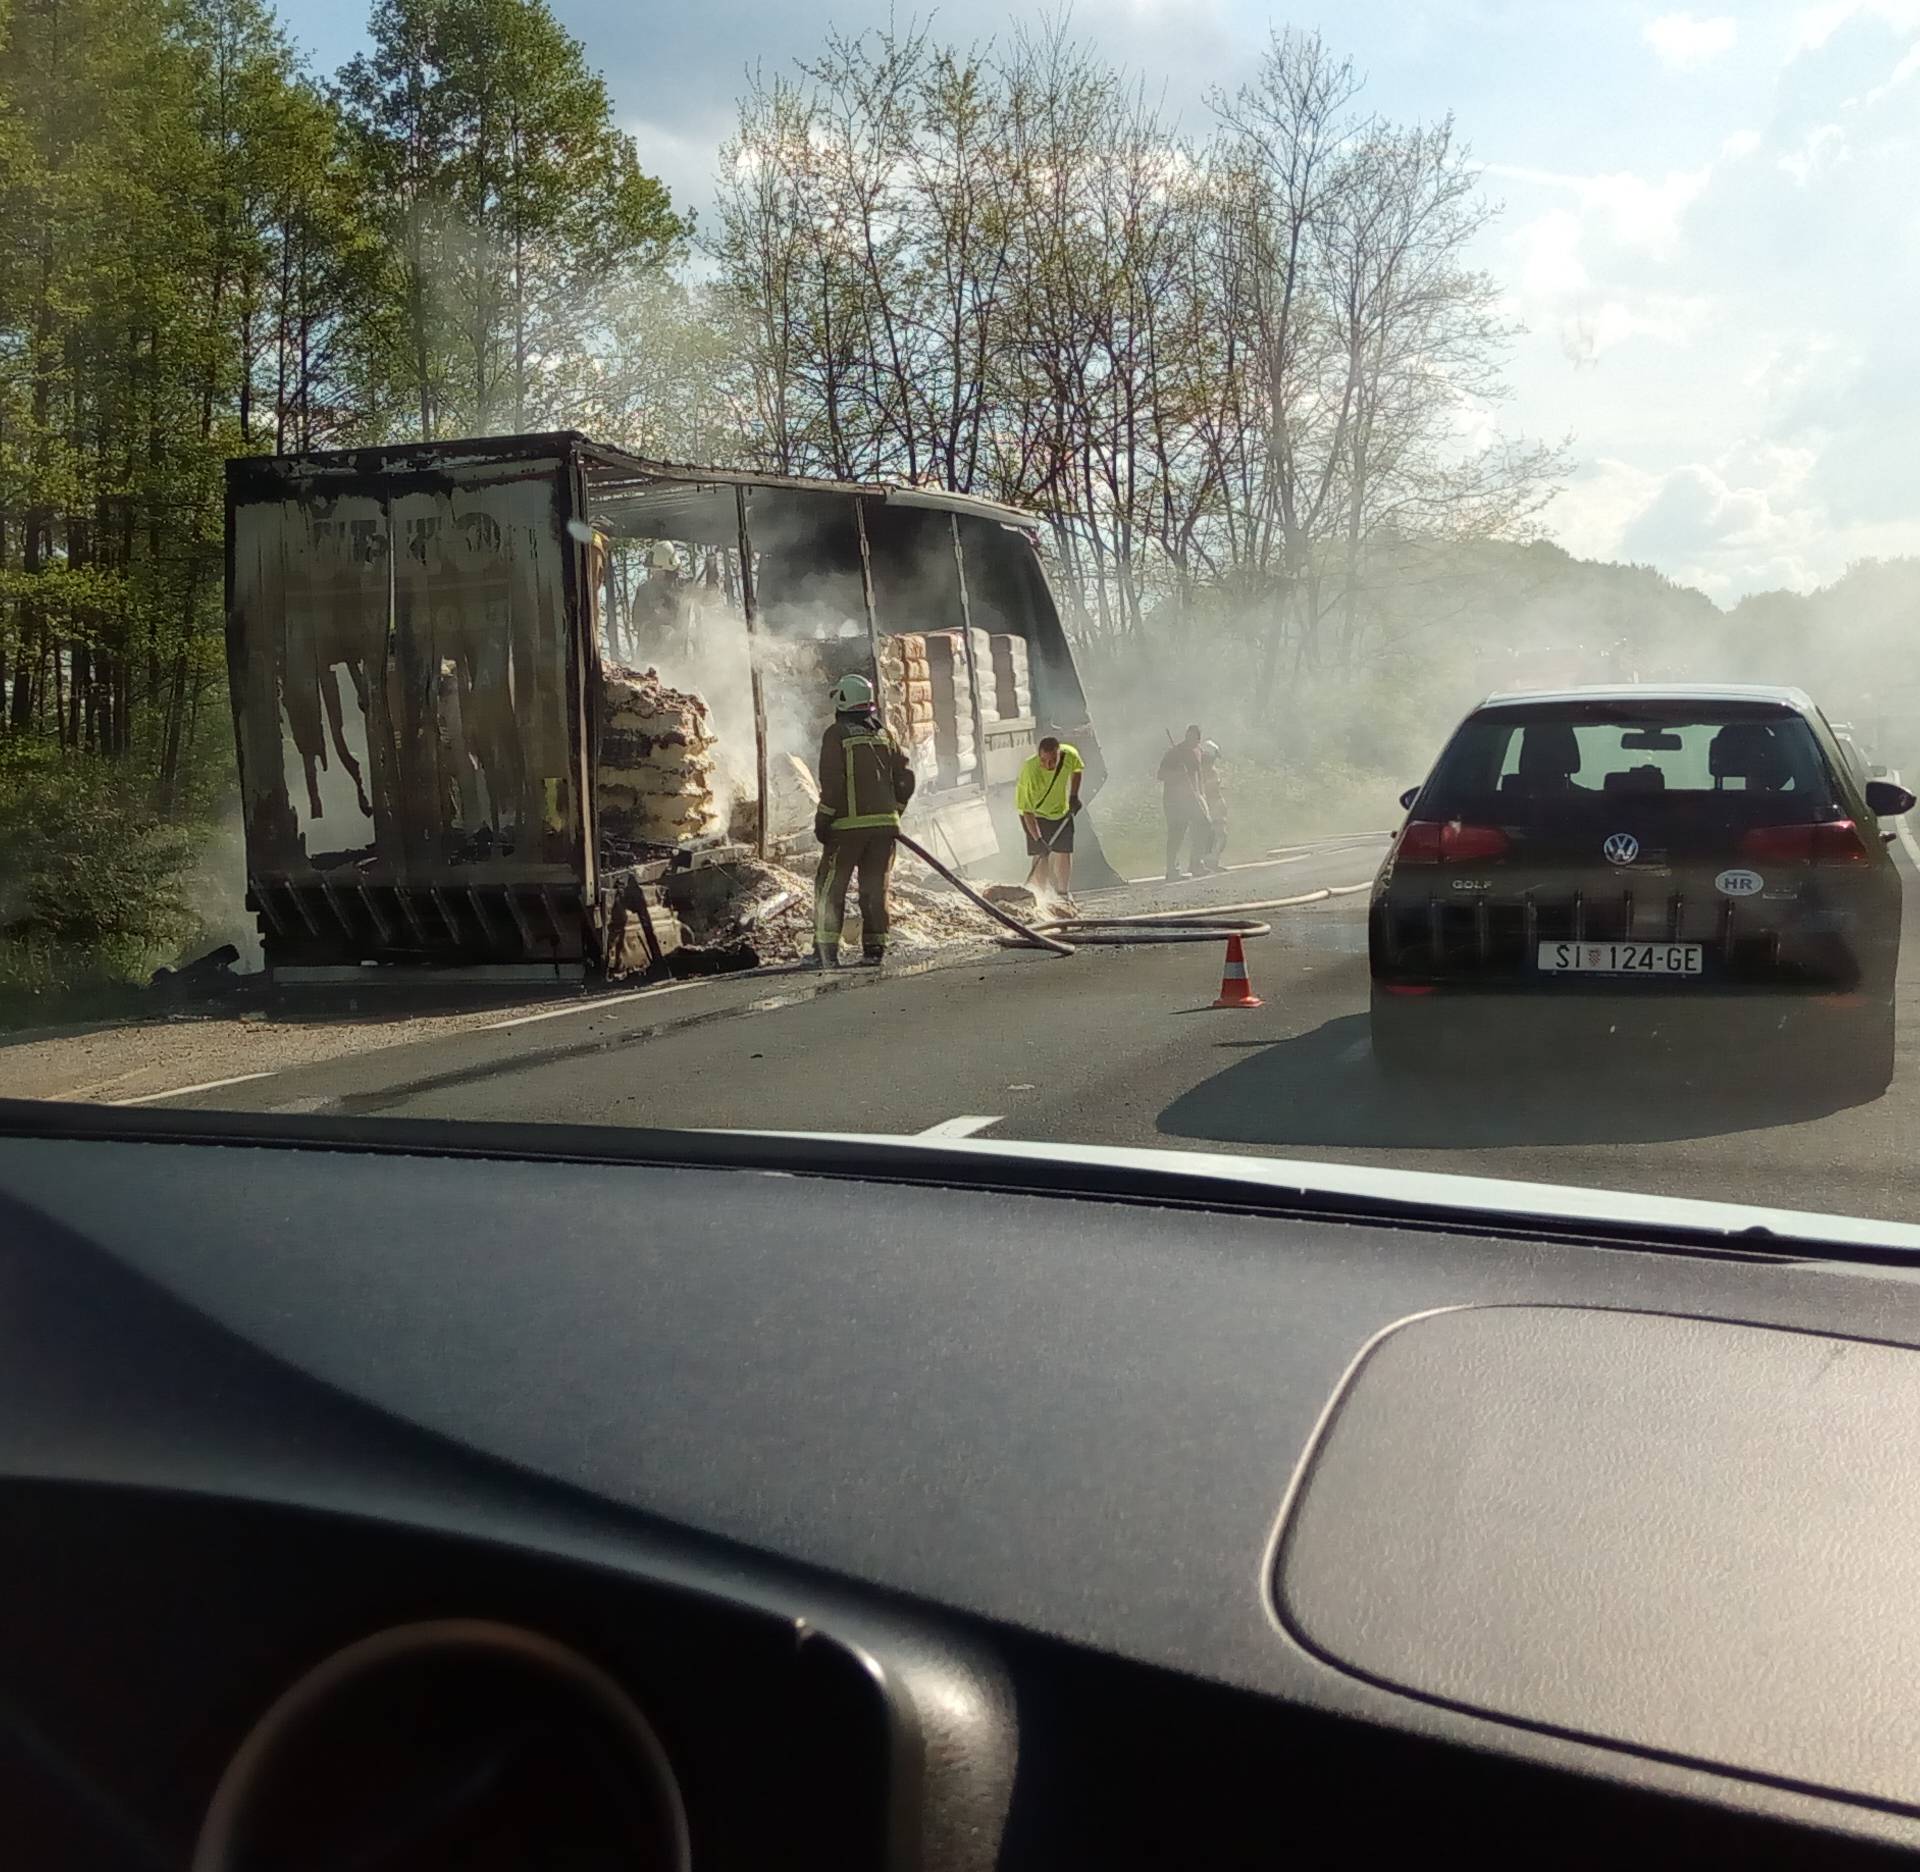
{"left": 1550, "top": 460, "right": 1662, "bottom": 564}
{"left": 1776, "top": 121, "right": 1850, "bottom": 182}
{"left": 1739, "top": 333, "right": 1841, "bottom": 399}
{"left": 1501, "top": 161, "right": 1718, "bottom": 368}
{"left": 1644, "top": 13, "right": 1739, "bottom": 69}
{"left": 627, "top": 112, "right": 738, "bottom": 219}
{"left": 1488, "top": 163, "right": 1710, "bottom": 257}
{"left": 1864, "top": 37, "right": 1920, "bottom": 99}
{"left": 1494, "top": 0, "right": 1920, "bottom": 599}
{"left": 1796, "top": 3, "right": 1861, "bottom": 51}
{"left": 1516, "top": 208, "right": 1588, "bottom": 300}
{"left": 1555, "top": 448, "right": 1836, "bottom": 596}
{"left": 1794, "top": 2, "right": 1920, "bottom": 53}
{"left": 1577, "top": 296, "right": 1715, "bottom": 359}
{"left": 1624, "top": 464, "right": 1774, "bottom": 554}
{"left": 1581, "top": 167, "right": 1713, "bottom": 254}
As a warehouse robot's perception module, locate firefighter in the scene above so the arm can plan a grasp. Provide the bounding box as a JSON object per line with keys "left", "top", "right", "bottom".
{"left": 1197, "top": 738, "right": 1227, "bottom": 873}
{"left": 813, "top": 672, "right": 917, "bottom": 968}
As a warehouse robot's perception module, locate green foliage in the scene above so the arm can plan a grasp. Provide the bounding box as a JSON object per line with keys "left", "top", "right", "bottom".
{"left": 0, "top": 0, "right": 688, "bottom": 1005}
{"left": 0, "top": 747, "right": 200, "bottom": 988}
{"left": 4, "top": 0, "right": 1912, "bottom": 1015}
{"left": 337, "top": 0, "right": 690, "bottom": 436}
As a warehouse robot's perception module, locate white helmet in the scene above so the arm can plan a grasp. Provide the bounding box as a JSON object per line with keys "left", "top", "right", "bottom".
{"left": 830, "top": 672, "right": 876, "bottom": 710}
{"left": 1200, "top": 739, "right": 1221, "bottom": 761}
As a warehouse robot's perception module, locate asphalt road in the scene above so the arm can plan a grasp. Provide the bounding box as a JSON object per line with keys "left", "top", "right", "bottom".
{"left": 157, "top": 829, "right": 1920, "bottom": 1230}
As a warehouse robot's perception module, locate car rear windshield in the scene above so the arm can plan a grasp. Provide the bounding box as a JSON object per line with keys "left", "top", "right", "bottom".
{"left": 1422, "top": 705, "right": 1846, "bottom": 818}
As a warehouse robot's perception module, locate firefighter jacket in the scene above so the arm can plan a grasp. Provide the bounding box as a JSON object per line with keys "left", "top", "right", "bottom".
{"left": 817, "top": 710, "right": 916, "bottom": 831}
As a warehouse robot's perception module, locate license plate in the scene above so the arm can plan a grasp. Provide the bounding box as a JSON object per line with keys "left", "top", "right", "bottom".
{"left": 1537, "top": 941, "right": 1702, "bottom": 976}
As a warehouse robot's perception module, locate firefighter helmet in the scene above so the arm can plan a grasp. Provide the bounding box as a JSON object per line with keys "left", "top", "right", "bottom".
{"left": 830, "top": 672, "right": 876, "bottom": 711}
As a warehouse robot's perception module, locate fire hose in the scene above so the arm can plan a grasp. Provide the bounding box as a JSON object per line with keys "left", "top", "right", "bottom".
{"left": 893, "top": 830, "right": 1078, "bottom": 955}
{"left": 1028, "top": 883, "right": 1374, "bottom": 944}
{"left": 802, "top": 751, "right": 1272, "bottom": 955}
{"left": 893, "top": 830, "right": 1276, "bottom": 955}
{"left": 1026, "top": 917, "right": 1274, "bottom": 947}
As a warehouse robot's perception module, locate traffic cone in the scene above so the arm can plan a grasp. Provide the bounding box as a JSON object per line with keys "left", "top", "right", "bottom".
{"left": 1211, "top": 934, "right": 1264, "bottom": 1008}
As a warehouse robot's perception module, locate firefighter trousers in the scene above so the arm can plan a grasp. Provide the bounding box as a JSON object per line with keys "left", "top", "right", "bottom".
{"left": 815, "top": 827, "right": 897, "bottom": 955}
{"left": 1164, "top": 796, "right": 1213, "bottom": 877}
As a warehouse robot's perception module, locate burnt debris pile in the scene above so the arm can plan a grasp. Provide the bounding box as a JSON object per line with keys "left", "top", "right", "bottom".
{"left": 598, "top": 664, "right": 724, "bottom": 847}
{"left": 664, "top": 855, "right": 1000, "bottom": 970}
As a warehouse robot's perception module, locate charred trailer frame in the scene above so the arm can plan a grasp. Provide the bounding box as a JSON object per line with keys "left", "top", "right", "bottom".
{"left": 224, "top": 432, "right": 1113, "bottom": 976}
{"left": 225, "top": 434, "right": 602, "bottom": 978}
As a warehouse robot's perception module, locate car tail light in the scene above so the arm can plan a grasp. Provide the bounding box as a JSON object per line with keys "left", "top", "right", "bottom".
{"left": 1396, "top": 820, "right": 1509, "bottom": 865}
{"left": 1380, "top": 983, "right": 1437, "bottom": 996}
{"left": 1397, "top": 821, "right": 1443, "bottom": 863}
{"left": 1739, "top": 820, "right": 1871, "bottom": 866}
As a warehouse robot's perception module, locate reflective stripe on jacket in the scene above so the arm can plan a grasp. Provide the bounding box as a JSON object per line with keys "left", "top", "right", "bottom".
{"left": 817, "top": 714, "right": 916, "bottom": 831}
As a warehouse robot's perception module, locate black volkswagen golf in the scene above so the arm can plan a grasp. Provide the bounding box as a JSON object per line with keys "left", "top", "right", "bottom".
{"left": 1370, "top": 685, "right": 1914, "bottom": 1094}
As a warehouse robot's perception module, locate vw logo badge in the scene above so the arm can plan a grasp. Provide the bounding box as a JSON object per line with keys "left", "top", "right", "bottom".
{"left": 1603, "top": 831, "right": 1640, "bottom": 866}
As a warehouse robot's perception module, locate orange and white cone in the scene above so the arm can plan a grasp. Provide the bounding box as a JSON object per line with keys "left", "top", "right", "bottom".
{"left": 1211, "top": 933, "right": 1264, "bottom": 1008}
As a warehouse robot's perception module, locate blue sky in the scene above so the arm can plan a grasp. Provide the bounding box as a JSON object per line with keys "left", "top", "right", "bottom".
{"left": 275, "top": 0, "right": 1920, "bottom": 600}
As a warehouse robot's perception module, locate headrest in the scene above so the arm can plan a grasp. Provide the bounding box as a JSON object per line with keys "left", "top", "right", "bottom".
{"left": 1709, "top": 722, "right": 1787, "bottom": 783}
{"left": 1517, "top": 722, "right": 1581, "bottom": 777}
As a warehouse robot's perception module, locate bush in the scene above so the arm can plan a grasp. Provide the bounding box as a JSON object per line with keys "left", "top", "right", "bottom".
{"left": 0, "top": 747, "right": 202, "bottom": 992}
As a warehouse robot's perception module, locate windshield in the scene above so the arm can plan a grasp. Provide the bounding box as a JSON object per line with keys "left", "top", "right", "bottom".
{"left": 6, "top": 0, "right": 1920, "bottom": 1240}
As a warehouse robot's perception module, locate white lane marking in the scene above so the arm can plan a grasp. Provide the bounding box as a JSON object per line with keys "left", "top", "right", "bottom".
{"left": 916, "top": 1114, "right": 1004, "bottom": 1138}
{"left": 1265, "top": 831, "right": 1392, "bottom": 856}
{"left": 1111, "top": 833, "right": 1385, "bottom": 891}
{"left": 482, "top": 982, "right": 700, "bottom": 1030}
{"left": 111, "top": 1070, "right": 276, "bottom": 1106}
{"left": 1888, "top": 770, "right": 1920, "bottom": 871}
{"left": 1326, "top": 881, "right": 1373, "bottom": 896}
{"left": 1117, "top": 853, "right": 1314, "bottom": 887}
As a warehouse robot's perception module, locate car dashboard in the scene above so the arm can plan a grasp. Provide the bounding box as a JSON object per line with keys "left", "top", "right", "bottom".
{"left": 4, "top": 1104, "right": 1920, "bottom": 1868}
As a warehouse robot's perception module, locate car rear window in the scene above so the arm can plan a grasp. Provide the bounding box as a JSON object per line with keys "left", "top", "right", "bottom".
{"left": 1422, "top": 707, "right": 1843, "bottom": 817}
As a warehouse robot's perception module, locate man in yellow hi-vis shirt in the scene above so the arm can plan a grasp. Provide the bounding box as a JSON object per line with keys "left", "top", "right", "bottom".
{"left": 1016, "top": 735, "right": 1084, "bottom": 906}
{"left": 813, "top": 673, "right": 917, "bottom": 969}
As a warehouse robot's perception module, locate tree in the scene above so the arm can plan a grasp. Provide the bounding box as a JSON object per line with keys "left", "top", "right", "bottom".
{"left": 559, "top": 270, "right": 745, "bottom": 466}
{"left": 339, "top": 0, "right": 686, "bottom": 438}
{"left": 252, "top": 67, "right": 397, "bottom": 452}
{"left": 708, "top": 17, "right": 1560, "bottom": 702}
{"left": 714, "top": 73, "right": 818, "bottom": 473}
{"left": 0, "top": 0, "right": 1587, "bottom": 987}
{"left": 336, "top": 0, "right": 459, "bottom": 438}
{"left": 0, "top": 0, "right": 388, "bottom": 811}
{"left": 1211, "top": 31, "right": 1565, "bottom": 691}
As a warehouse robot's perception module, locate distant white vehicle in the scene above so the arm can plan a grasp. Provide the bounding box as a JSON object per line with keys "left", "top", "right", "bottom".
{"left": 1830, "top": 722, "right": 1875, "bottom": 789}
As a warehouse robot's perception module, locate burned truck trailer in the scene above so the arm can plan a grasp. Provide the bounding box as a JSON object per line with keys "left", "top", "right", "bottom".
{"left": 225, "top": 432, "right": 1111, "bottom": 976}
